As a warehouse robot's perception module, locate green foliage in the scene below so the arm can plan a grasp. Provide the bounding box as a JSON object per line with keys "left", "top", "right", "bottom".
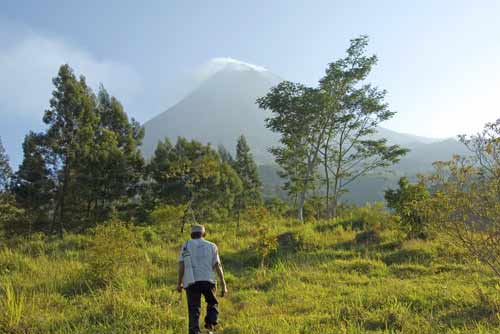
{"left": 258, "top": 81, "right": 325, "bottom": 221}
{"left": 336, "top": 202, "right": 394, "bottom": 231}
{"left": 84, "top": 221, "right": 144, "bottom": 288}
{"left": 233, "top": 135, "right": 263, "bottom": 214}
{"left": 0, "top": 195, "right": 26, "bottom": 236}
{"left": 264, "top": 197, "right": 290, "bottom": 218}
{"left": 12, "top": 132, "right": 54, "bottom": 231}
{"left": 148, "top": 137, "right": 242, "bottom": 222}
{"left": 385, "top": 177, "right": 430, "bottom": 239}
{"left": 421, "top": 155, "right": 500, "bottom": 280}
{"left": 150, "top": 204, "right": 186, "bottom": 239}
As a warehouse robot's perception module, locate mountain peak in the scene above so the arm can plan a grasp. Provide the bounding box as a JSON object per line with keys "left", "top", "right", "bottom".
{"left": 196, "top": 57, "right": 269, "bottom": 83}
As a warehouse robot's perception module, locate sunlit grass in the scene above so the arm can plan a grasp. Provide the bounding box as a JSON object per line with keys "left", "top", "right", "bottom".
{"left": 0, "top": 215, "right": 498, "bottom": 333}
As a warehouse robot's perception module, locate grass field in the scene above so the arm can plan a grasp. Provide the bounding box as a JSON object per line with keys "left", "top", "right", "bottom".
{"left": 1, "top": 210, "right": 499, "bottom": 334}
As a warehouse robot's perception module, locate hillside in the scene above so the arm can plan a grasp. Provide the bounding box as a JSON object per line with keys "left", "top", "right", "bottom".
{"left": 1, "top": 214, "right": 498, "bottom": 333}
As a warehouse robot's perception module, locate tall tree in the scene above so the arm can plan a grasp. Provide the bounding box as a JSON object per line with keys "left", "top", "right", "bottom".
{"left": 0, "top": 137, "right": 12, "bottom": 193}
{"left": 77, "top": 86, "right": 145, "bottom": 223}
{"left": 15, "top": 65, "right": 146, "bottom": 234}
{"left": 319, "top": 36, "right": 409, "bottom": 217}
{"left": 233, "top": 135, "right": 262, "bottom": 220}
{"left": 42, "top": 64, "right": 98, "bottom": 234}
{"left": 13, "top": 132, "right": 55, "bottom": 231}
{"left": 257, "top": 83, "right": 328, "bottom": 221}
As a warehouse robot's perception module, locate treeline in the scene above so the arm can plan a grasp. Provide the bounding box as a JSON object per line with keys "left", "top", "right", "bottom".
{"left": 0, "top": 65, "right": 262, "bottom": 235}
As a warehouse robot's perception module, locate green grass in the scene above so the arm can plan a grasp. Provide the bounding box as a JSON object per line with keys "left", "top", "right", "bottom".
{"left": 0, "top": 217, "right": 499, "bottom": 334}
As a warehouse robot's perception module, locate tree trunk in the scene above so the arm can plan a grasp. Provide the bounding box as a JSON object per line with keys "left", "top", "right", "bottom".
{"left": 58, "top": 163, "right": 70, "bottom": 238}
{"left": 331, "top": 173, "right": 341, "bottom": 218}
{"left": 297, "top": 200, "right": 304, "bottom": 222}
{"left": 331, "top": 195, "right": 338, "bottom": 218}
{"left": 324, "top": 155, "right": 330, "bottom": 218}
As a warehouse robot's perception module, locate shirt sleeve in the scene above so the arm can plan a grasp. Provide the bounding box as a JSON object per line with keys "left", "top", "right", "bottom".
{"left": 213, "top": 244, "right": 221, "bottom": 266}
{"left": 179, "top": 242, "right": 186, "bottom": 262}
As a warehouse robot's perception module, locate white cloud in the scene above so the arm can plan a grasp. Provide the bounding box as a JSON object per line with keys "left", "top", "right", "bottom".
{"left": 0, "top": 22, "right": 142, "bottom": 169}
{"left": 195, "top": 57, "right": 268, "bottom": 82}
{"left": 0, "top": 29, "right": 142, "bottom": 117}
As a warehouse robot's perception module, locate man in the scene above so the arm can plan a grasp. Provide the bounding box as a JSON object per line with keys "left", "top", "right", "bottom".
{"left": 177, "top": 224, "right": 228, "bottom": 334}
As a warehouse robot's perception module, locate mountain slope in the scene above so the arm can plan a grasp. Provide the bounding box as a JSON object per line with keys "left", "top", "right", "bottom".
{"left": 142, "top": 64, "right": 282, "bottom": 162}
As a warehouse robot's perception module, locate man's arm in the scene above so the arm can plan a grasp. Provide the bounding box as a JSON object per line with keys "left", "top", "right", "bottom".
{"left": 214, "top": 262, "right": 228, "bottom": 297}
{"left": 177, "top": 261, "right": 185, "bottom": 292}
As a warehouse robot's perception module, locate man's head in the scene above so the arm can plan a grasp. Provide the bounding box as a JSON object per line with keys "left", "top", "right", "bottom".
{"left": 190, "top": 224, "right": 206, "bottom": 239}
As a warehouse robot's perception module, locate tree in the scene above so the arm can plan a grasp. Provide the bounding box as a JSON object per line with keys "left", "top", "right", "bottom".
{"left": 12, "top": 132, "right": 55, "bottom": 231}
{"left": 233, "top": 135, "right": 263, "bottom": 221}
{"left": 148, "top": 137, "right": 242, "bottom": 227}
{"left": 258, "top": 83, "right": 328, "bottom": 221}
{"left": 0, "top": 137, "right": 24, "bottom": 235}
{"left": 319, "top": 36, "right": 409, "bottom": 217}
{"left": 422, "top": 156, "right": 500, "bottom": 280}
{"left": 77, "top": 86, "right": 145, "bottom": 223}
{"left": 41, "top": 64, "right": 98, "bottom": 234}
{"left": 217, "top": 145, "right": 234, "bottom": 165}
{"left": 459, "top": 118, "right": 500, "bottom": 178}
{"left": 385, "top": 177, "right": 430, "bottom": 239}
{"left": 14, "top": 64, "right": 145, "bottom": 235}
{"left": 0, "top": 137, "right": 12, "bottom": 193}
{"left": 258, "top": 36, "right": 408, "bottom": 221}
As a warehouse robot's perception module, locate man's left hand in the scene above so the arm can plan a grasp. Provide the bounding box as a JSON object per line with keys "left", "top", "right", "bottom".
{"left": 176, "top": 283, "right": 183, "bottom": 293}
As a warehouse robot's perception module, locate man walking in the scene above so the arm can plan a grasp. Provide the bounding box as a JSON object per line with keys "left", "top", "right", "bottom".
{"left": 177, "top": 224, "right": 228, "bottom": 334}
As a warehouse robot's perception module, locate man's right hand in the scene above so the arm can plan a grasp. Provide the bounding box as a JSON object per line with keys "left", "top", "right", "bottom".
{"left": 220, "top": 283, "right": 228, "bottom": 297}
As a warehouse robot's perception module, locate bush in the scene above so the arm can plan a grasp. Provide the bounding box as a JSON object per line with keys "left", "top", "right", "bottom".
{"left": 276, "top": 232, "right": 305, "bottom": 253}
{"left": 385, "top": 177, "right": 430, "bottom": 239}
{"left": 264, "top": 197, "right": 289, "bottom": 218}
{"left": 355, "top": 228, "right": 381, "bottom": 245}
{"left": 84, "top": 221, "right": 145, "bottom": 288}
{"left": 336, "top": 203, "right": 394, "bottom": 231}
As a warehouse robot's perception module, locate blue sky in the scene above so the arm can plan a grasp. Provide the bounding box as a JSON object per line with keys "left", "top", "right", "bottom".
{"left": 1, "top": 0, "right": 500, "bottom": 168}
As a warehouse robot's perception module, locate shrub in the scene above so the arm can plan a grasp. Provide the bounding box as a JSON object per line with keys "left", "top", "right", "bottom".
{"left": 84, "top": 221, "right": 144, "bottom": 288}
{"left": 355, "top": 227, "right": 381, "bottom": 245}
{"left": 276, "top": 232, "right": 305, "bottom": 253}
{"left": 264, "top": 197, "right": 289, "bottom": 218}
{"left": 336, "top": 203, "right": 394, "bottom": 231}
{"left": 385, "top": 177, "right": 430, "bottom": 239}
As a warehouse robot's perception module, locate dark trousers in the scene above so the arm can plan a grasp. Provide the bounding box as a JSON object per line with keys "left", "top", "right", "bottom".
{"left": 186, "top": 281, "right": 219, "bottom": 334}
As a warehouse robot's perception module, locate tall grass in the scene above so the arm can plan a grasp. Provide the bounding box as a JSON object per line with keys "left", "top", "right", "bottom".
{"left": 0, "top": 213, "right": 498, "bottom": 333}
{"left": 1, "top": 280, "right": 25, "bottom": 331}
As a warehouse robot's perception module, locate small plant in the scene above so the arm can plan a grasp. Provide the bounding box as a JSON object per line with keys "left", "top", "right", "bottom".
{"left": 255, "top": 224, "right": 277, "bottom": 268}
{"left": 1, "top": 280, "right": 25, "bottom": 331}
